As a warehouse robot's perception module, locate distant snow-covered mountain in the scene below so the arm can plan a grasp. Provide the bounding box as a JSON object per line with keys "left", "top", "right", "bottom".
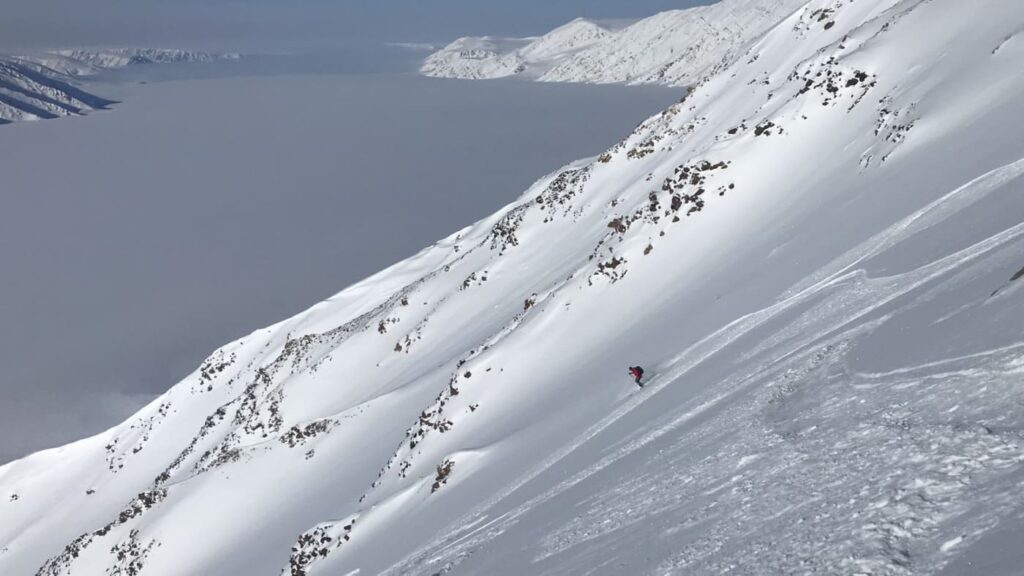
{"left": 421, "top": 18, "right": 613, "bottom": 81}
{"left": 0, "top": 58, "right": 113, "bottom": 124}
{"left": 422, "top": 0, "right": 806, "bottom": 86}
{"left": 44, "top": 49, "right": 240, "bottom": 75}
{"left": 4, "top": 0, "right": 1024, "bottom": 574}
{"left": 420, "top": 36, "right": 531, "bottom": 80}
{"left": 0, "top": 49, "right": 238, "bottom": 125}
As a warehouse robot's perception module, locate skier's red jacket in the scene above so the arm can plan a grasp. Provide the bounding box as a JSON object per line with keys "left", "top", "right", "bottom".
{"left": 629, "top": 366, "right": 644, "bottom": 380}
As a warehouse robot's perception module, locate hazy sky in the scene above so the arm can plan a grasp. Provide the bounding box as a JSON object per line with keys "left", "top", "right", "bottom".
{"left": 0, "top": 0, "right": 713, "bottom": 51}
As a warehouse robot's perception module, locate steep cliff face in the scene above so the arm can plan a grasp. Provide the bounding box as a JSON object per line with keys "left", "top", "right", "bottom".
{"left": 4, "top": 1, "right": 1024, "bottom": 574}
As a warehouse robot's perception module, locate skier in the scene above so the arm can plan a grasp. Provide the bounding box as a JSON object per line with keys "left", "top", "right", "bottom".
{"left": 628, "top": 366, "right": 645, "bottom": 387}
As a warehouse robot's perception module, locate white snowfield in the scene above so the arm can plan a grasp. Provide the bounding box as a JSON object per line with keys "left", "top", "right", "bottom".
{"left": 4, "top": 0, "right": 1024, "bottom": 575}
{"left": 421, "top": 0, "right": 807, "bottom": 86}
{"left": 0, "top": 49, "right": 237, "bottom": 125}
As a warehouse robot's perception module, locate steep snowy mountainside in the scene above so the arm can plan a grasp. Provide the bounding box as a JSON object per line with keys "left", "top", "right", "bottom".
{"left": 0, "top": 49, "right": 239, "bottom": 125}
{"left": 421, "top": 0, "right": 805, "bottom": 86}
{"left": 4, "top": 0, "right": 1024, "bottom": 575}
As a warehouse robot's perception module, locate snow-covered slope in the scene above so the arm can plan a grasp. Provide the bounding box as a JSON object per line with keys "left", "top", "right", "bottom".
{"left": 0, "top": 49, "right": 238, "bottom": 125}
{"left": 421, "top": 0, "right": 806, "bottom": 86}
{"left": 5, "top": 0, "right": 1024, "bottom": 574}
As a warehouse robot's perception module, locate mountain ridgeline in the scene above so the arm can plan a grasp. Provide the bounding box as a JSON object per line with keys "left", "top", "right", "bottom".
{"left": 3, "top": 1, "right": 1024, "bottom": 575}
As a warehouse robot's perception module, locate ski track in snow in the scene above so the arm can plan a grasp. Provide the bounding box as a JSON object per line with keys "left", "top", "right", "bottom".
{"left": 783, "top": 157, "right": 1024, "bottom": 301}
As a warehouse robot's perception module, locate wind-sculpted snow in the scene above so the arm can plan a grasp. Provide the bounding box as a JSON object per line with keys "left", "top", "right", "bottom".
{"left": 422, "top": 0, "right": 806, "bottom": 86}
{"left": 3, "top": 0, "right": 1024, "bottom": 574}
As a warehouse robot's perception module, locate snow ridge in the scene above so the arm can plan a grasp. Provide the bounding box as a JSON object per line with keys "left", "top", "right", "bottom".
{"left": 4, "top": 0, "right": 1024, "bottom": 575}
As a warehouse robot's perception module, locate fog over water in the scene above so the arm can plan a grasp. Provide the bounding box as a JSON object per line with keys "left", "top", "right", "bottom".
{"left": 0, "top": 53, "right": 681, "bottom": 463}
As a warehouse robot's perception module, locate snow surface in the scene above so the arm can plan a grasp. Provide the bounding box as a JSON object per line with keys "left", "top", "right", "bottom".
{"left": 3, "top": 0, "right": 1024, "bottom": 575}
{"left": 421, "top": 0, "right": 807, "bottom": 87}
